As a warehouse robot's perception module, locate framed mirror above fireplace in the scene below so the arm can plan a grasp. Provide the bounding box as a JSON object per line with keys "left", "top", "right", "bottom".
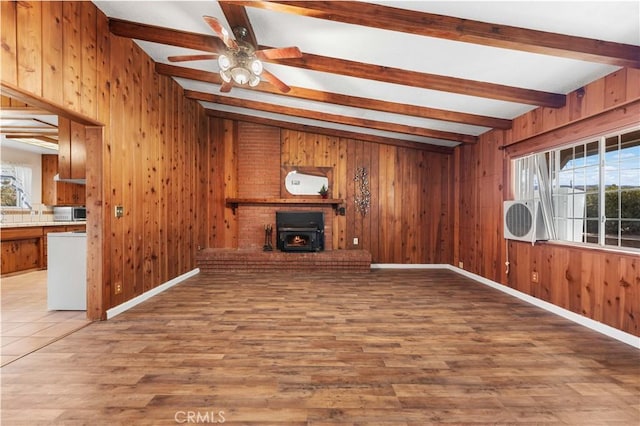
{"left": 281, "top": 166, "right": 332, "bottom": 198}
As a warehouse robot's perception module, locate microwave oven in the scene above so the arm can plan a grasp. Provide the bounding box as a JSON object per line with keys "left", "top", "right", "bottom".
{"left": 53, "top": 206, "right": 87, "bottom": 222}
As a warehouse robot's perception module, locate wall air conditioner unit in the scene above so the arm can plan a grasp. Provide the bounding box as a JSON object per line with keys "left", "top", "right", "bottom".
{"left": 503, "top": 200, "right": 549, "bottom": 244}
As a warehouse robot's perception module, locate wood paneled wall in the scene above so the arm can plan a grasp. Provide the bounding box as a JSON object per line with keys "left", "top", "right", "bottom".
{"left": 198, "top": 118, "right": 238, "bottom": 250}
{"left": 106, "top": 35, "right": 204, "bottom": 308}
{"left": 340, "top": 138, "right": 453, "bottom": 264}
{"left": 2, "top": 1, "right": 208, "bottom": 319}
{"left": 456, "top": 67, "right": 640, "bottom": 336}
{"left": 287, "top": 130, "right": 454, "bottom": 264}
{"left": 201, "top": 120, "right": 454, "bottom": 264}
{"left": 507, "top": 242, "right": 638, "bottom": 336}
{"left": 455, "top": 131, "right": 507, "bottom": 280}
{"left": 5, "top": 1, "right": 635, "bottom": 335}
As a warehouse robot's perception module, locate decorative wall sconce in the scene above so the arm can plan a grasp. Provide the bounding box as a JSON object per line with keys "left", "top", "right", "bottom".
{"left": 354, "top": 167, "right": 370, "bottom": 216}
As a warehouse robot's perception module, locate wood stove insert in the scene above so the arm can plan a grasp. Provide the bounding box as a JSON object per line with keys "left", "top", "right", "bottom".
{"left": 276, "top": 211, "right": 324, "bottom": 252}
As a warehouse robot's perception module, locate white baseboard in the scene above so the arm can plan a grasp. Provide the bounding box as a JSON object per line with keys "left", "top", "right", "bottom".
{"left": 371, "top": 263, "right": 450, "bottom": 269}
{"left": 371, "top": 263, "right": 640, "bottom": 349}
{"left": 106, "top": 268, "right": 200, "bottom": 319}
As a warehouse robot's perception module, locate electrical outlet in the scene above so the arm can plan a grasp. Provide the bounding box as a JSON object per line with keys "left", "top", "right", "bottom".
{"left": 531, "top": 271, "right": 539, "bottom": 283}
{"left": 115, "top": 205, "right": 124, "bottom": 218}
{"left": 115, "top": 282, "right": 123, "bottom": 294}
{"left": 458, "top": 261, "right": 464, "bottom": 269}
{"left": 353, "top": 237, "right": 358, "bottom": 245}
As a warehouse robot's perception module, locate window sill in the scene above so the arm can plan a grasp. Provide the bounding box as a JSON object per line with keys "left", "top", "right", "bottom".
{"left": 539, "top": 239, "right": 640, "bottom": 256}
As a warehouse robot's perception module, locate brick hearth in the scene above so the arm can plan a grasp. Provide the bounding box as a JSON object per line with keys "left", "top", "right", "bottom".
{"left": 196, "top": 248, "right": 372, "bottom": 273}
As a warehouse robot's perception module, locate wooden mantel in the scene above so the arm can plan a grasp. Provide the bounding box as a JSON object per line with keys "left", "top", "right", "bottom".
{"left": 226, "top": 198, "right": 345, "bottom": 215}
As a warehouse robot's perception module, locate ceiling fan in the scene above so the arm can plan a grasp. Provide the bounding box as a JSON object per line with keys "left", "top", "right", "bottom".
{"left": 168, "top": 16, "right": 302, "bottom": 93}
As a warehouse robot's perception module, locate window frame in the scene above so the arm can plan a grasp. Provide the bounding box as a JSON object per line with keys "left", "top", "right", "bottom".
{"left": 0, "top": 164, "right": 33, "bottom": 210}
{"left": 511, "top": 125, "right": 640, "bottom": 253}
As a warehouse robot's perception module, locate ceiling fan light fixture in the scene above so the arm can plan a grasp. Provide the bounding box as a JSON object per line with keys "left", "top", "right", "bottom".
{"left": 178, "top": 17, "right": 297, "bottom": 93}
{"left": 230, "top": 66, "right": 251, "bottom": 85}
{"left": 218, "top": 49, "right": 263, "bottom": 87}
{"left": 220, "top": 69, "right": 232, "bottom": 83}
{"left": 250, "top": 58, "right": 263, "bottom": 75}
{"left": 217, "top": 54, "right": 231, "bottom": 71}
{"left": 248, "top": 74, "right": 261, "bottom": 87}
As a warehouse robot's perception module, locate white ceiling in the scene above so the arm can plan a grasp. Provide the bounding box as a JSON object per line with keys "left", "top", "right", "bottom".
{"left": 0, "top": 112, "right": 59, "bottom": 154}
{"left": 90, "top": 1, "right": 639, "bottom": 148}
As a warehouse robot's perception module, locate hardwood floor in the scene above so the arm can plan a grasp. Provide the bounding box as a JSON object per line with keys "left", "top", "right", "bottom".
{"left": 1, "top": 269, "right": 638, "bottom": 424}
{"left": 1, "top": 270, "right": 90, "bottom": 366}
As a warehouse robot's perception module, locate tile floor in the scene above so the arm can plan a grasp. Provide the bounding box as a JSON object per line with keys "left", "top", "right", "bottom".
{"left": 1, "top": 270, "right": 91, "bottom": 366}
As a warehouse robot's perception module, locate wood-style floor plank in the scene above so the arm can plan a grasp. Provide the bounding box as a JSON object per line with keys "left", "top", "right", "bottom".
{"left": 1, "top": 269, "right": 638, "bottom": 424}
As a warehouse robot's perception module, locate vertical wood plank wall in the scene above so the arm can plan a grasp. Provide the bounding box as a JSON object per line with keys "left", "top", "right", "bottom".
{"left": 202, "top": 120, "right": 454, "bottom": 264}
{"left": 1, "top": 1, "right": 208, "bottom": 318}
{"left": 199, "top": 118, "right": 238, "bottom": 250}
{"left": 456, "top": 68, "right": 640, "bottom": 336}
{"left": 3, "top": 1, "right": 636, "bottom": 336}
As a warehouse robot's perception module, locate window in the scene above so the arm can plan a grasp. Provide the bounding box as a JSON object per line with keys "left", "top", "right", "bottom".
{"left": 512, "top": 127, "right": 640, "bottom": 251}
{"left": 0, "top": 164, "right": 32, "bottom": 209}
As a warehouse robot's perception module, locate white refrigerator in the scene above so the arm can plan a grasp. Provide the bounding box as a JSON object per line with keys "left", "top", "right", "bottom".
{"left": 47, "top": 231, "right": 87, "bottom": 310}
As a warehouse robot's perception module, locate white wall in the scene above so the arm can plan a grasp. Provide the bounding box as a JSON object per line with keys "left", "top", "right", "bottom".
{"left": 0, "top": 146, "right": 43, "bottom": 205}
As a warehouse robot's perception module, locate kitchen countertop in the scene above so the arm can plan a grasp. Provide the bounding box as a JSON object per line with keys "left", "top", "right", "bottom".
{"left": 47, "top": 231, "right": 87, "bottom": 237}
{"left": 0, "top": 221, "right": 86, "bottom": 229}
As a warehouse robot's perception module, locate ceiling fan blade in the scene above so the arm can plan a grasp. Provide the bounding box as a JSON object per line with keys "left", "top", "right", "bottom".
{"left": 203, "top": 15, "right": 238, "bottom": 50}
{"left": 168, "top": 54, "right": 218, "bottom": 62}
{"left": 261, "top": 68, "right": 291, "bottom": 93}
{"left": 256, "top": 46, "right": 302, "bottom": 60}
{"left": 220, "top": 81, "right": 233, "bottom": 93}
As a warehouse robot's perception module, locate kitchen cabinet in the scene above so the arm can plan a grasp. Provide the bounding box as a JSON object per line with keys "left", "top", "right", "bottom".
{"left": 56, "top": 181, "right": 85, "bottom": 205}
{"left": 57, "top": 117, "right": 86, "bottom": 180}
{"left": 1, "top": 227, "right": 43, "bottom": 275}
{"left": 41, "top": 154, "right": 86, "bottom": 206}
{"left": 0, "top": 224, "right": 86, "bottom": 275}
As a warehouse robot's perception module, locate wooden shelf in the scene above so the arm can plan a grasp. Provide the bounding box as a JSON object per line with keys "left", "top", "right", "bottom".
{"left": 226, "top": 198, "right": 345, "bottom": 215}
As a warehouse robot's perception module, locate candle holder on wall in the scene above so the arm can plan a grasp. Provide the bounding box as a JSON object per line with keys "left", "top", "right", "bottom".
{"left": 354, "top": 167, "right": 370, "bottom": 216}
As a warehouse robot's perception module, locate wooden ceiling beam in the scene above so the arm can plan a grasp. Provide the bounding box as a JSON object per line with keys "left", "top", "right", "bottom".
{"left": 0, "top": 127, "right": 58, "bottom": 134}
{"left": 206, "top": 110, "right": 455, "bottom": 154}
{"left": 113, "top": 18, "right": 564, "bottom": 107}
{"left": 284, "top": 87, "right": 511, "bottom": 130}
{"left": 186, "top": 90, "right": 477, "bottom": 144}
{"left": 108, "top": 18, "right": 226, "bottom": 53}
{"left": 218, "top": 1, "right": 257, "bottom": 47}
{"left": 3, "top": 135, "right": 58, "bottom": 143}
{"left": 156, "top": 63, "right": 511, "bottom": 129}
{"left": 220, "top": 2, "right": 561, "bottom": 108}
{"left": 266, "top": 52, "right": 565, "bottom": 108}
{"left": 232, "top": 0, "right": 640, "bottom": 68}
{"left": 156, "top": 63, "right": 218, "bottom": 83}
{"left": 0, "top": 107, "right": 53, "bottom": 117}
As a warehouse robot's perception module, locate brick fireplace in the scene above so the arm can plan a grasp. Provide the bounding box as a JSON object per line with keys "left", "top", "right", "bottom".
{"left": 194, "top": 122, "right": 371, "bottom": 272}
{"left": 235, "top": 204, "right": 334, "bottom": 250}
{"left": 230, "top": 124, "right": 335, "bottom": 250}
